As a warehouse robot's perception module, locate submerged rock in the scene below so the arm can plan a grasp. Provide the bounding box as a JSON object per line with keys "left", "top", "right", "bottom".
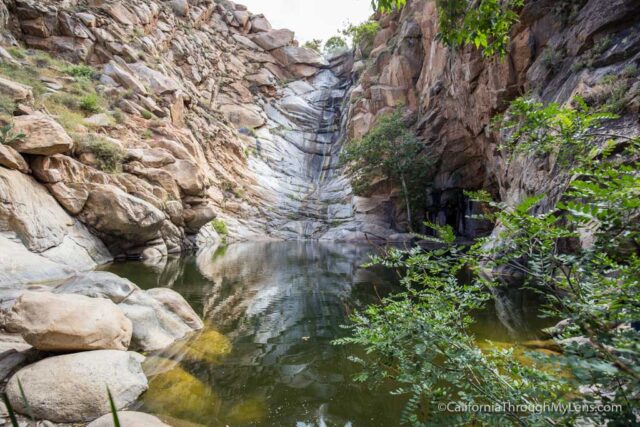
{"left": 5, "top": 350, "right": 147, "bottom": 423}
{"left": 119, "top": 288, "right": 204, "bottom": 352}
{"left": 5, "top": 291, "right": 132, "bottom": 352}
{"left": 88, "top": 411, "right": 170, "bottom": 427}
{"left": 143, "top": 365, "right": 219, "bottom": 423}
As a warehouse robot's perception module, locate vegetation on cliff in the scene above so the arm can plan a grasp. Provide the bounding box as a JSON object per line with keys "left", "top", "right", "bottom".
{"left": 341, "top": 109, "right": 430, "bottom": 230}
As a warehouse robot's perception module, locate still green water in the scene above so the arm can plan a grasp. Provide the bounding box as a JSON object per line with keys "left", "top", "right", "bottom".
{"left": 105, "top": 241, "right": 548, "bottom": 427}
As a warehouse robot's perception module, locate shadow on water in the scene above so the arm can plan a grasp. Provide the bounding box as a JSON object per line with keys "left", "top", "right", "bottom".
{"left": 105, "top": 241, "right": 551, "bottom": 426}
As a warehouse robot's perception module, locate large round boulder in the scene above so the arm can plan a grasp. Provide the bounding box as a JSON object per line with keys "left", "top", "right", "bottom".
{"left": 5, "top": 291, "right": 132, "bottom": 352}
{"left": 5, "top": 350, "right": 147, "bottom": 423}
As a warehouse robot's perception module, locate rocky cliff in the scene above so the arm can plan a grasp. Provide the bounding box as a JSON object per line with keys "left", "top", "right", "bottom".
{"left": 345, "top": 0, "right": 640, "bottom": 235}
{"left": 1, "top": 0, "right": 639, "bottom": 284}
{"left": 0, "top": 0, "right": 371, "bottom": 284}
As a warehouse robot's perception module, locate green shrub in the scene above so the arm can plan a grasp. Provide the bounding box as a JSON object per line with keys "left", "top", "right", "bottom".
{"left": 141, "top": 110, "right": 153, "bottom": 120}
{"left": 342, "top": 21, "right": 380, "bottom": 56}
{"left": 324, "top": 36, "right": 348, "bottom": 54}
{"left": 302, "top": 39, "right": 323, "bottom": 52}
{"left": 0, "top": 124, "right": 25, "bottom": 145}
{"left": 79, "top": 94, "right": 101, "bottom": 113}
{"left": 539, "top": 47, "right": 563, "bottom": 74}
{"left": 76, "top": 135, "right": 125, "bottom": 173}
{"left": 371, "top": 0, "right": 406, "bottom": 11}
{"left": 6, "top": 47, "right": 26, "bottom": 60}
{"left": 63, "top": 64, "right": 96, "bottom": 80}
{"left": 211, "top": 219, "right": 228, "bottom": 236}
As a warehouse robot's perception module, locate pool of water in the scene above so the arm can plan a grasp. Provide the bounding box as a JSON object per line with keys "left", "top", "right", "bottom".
{"left": 105, "top": 241, "right": 549, "bottom": 426}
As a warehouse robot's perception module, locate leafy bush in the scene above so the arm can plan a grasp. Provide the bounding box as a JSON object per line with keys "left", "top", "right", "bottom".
{"left": 141, "top": 110, "right": 153, "bottom": 120}
{"left": 435, "top": 0, "right": 524, "bottom": 57}
{"left": 539, "top": 47, "right": 563, "bottom": 74}
{"left": 495, "top": 96, "right": 615, "bottom": 164}
{"left": 76, "top": 135, "right": 125, "bottom": 173}
{"left": 342, "top": 21, "right": 381, "bottom": 56}
{"left": 338, "top": 98, "right": 640, "bottom": 425}
{"left": 302, "top": 39, "right": 323, "bottom": 52}
{"left": 324, "top": 36, "right": 348, "bottom": 54}
{"left": 0, "top": 124, "right": 25, "bottom": 145}
{"left": 212, "top": 219, "right": 228, "bottom": 236}
{"left": 340, "top": 109, "right": 430, "bottom": 230}
{"left": 63, "top": 64, "right": 96, "bottom": 80}
{"left": 371, "top": 0, "right": 406, "bottom": 12}
{"left": 79, "top": 94, "right": 102, "bottom": 113}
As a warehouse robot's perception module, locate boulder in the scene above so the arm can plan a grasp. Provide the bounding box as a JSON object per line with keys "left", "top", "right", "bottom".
{"left": 103, "top": 60, "right": 148, "bottom": 95}
{"left": 146, "top": 288, "right": 204, "bottom": 330}
{"left": 54, "top": 271, "right": 139, "bottom": 303}
{"left": 271, "top": 46, "right": 329, "bottom": 68}
{"left": 88, "top": 411, "right": 170, "bottom": 427}
{"left": 78, "top": 184, "right": 165, "bottom": 244}
{"left": 219, "top": 103, "right": 265, "bottom": 129}
{"left": 128, "top": 63, "right": 181, "bottom": 95}
{"left": 162, "top": 159, "right": 206, "bottom": 196}
{"left": 170, "top": 0, "right": 189, "bottom": 17}
{"left": 9, "top": 113, "right": 73, "bottom": 155}
{"left": 0, "top": 76, "right": 32, "bottom": 101}
{"left": 5, "top": 291, "right": 132, "bottom": 352}
{"left": 5, "top": 350, "right": 147, "bottom": 423}
{"left": 119, "top": 288, "right": 203, "bottom": 352}
{"left": 250, "top": 16, "right": 272, "bottom": 33}
{"left": 0, "top": 144, "right": 28, "bottom": 173}
{"left": 183, "top": 203, "right": 216, "bottom": 234}
{"left": 251, "top": 29, "right": 294, "bottom": 50}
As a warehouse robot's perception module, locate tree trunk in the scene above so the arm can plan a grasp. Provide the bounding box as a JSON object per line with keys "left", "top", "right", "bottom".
{"left": 400, "top": 174, "right": 412, "bottom": 232}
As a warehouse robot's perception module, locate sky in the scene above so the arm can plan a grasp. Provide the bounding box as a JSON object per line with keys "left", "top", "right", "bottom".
{"left": 239, "top": 0, "right": 373, "bottom": 43}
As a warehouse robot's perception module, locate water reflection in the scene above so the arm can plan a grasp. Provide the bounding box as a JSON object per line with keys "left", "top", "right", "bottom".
{"left": 104, "top": 241, "right": 548, "bottom": 426}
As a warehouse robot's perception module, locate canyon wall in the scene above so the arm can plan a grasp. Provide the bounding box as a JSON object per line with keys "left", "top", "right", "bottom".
{"left": 346, "top": 0, "right": 640, "bottom": 234}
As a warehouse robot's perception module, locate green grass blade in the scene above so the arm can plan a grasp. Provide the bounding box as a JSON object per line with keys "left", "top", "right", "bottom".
{"left": 17, "top": 378, "right": 34, "bottom": 421}
{"left": 107, "top": 387, "right": 121, "bottom": 427}
{"left": 1, "top": 393, "right": 19, "bottom": 427}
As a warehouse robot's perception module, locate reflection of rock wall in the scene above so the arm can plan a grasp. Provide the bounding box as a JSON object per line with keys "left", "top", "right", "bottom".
{"left": 196, "top": 242, "right": 387, "bottom": 339}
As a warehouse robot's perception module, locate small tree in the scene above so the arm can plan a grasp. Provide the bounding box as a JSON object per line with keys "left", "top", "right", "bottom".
{"left": 341, "top": 21, "right": 381, "bottom": 57}
{"left": 302, "top": 39, "right": 323, "bottom": 52}
{"left": 340, "top": 109, "right": 429, "bottom": 231}
{"left": 324, "top": 36, "right": 348, "bottom": 54}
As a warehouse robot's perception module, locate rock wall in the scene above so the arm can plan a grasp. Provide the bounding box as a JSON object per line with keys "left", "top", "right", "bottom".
{"left": 345, "top": 0, "right": 640, "bottom": 232}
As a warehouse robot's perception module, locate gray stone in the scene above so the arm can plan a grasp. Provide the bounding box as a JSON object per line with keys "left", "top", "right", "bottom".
{"left": 5, "top": 350, "right": 147, "bottom": 423}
